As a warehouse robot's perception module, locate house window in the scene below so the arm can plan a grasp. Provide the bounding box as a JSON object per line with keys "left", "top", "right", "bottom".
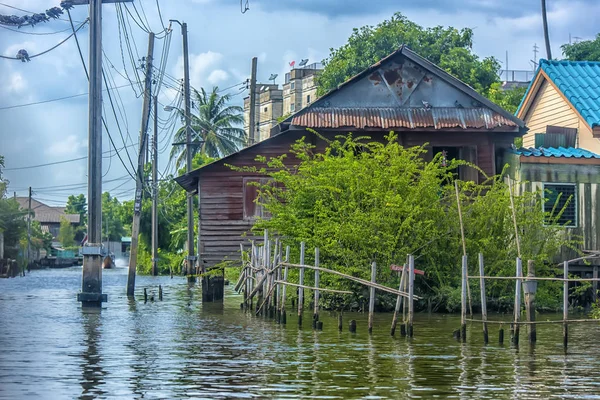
{"left": 291, "top": 103, "right": 295, "bottom": 112}
{"left": 264, "top": 107, "right": 268, "bottom": 112}
{"left": 432, "top": 146, "right": 478, "bottom": 182}
{"left": 543, "top": 184, "right": 577, "bottom": 227}
{"left": 290, "top": 81, "right": 295, "bottom": 90}
{"left": 243, "top": 178, "right": 271, "bottom": 220}
{"left": 306, "top": 95, "right": 311, "bottom": 104}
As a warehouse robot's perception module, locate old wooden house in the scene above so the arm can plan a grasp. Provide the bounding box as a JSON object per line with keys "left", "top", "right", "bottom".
{"left": 175, "top": 46, "right": 526, "bottom": 271}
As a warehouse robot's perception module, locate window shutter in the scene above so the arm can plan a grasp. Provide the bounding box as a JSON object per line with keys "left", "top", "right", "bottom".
{"left": 545, "top": 126, "right": 577, "bottom": 147}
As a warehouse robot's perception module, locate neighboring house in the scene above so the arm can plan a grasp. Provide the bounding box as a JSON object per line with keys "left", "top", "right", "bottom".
{"left": 517, "top": 60, "right": 600, "bottom": 153}
{"left": 505, "top": 146, "right": 600, "bottom": 300}
{"left": 244, "top": 63, "right": 323, "bottom": 143}
{"left": 14, "top": 197, "right": 80, "bottom": 240}
{"left": 176, "top": 46, "right": 526, "bottom": 269}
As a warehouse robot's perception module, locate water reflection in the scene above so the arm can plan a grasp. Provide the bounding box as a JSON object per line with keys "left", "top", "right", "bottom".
{"left": 79, "top": 309, "right": 106, "bottom": 400}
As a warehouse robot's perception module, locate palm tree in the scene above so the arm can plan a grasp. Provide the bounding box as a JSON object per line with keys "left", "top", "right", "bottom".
{"left": 170, "top": 86, "right": 246, "bottom": 169}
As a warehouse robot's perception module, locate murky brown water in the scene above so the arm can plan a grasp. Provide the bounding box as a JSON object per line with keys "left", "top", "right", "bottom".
{"left": 1, "top": 265, "right": 600, "bottom": 399}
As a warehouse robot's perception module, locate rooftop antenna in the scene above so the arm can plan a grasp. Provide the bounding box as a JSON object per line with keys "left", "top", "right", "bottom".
{"left": 299, "top": 59, "right": 309, "bottom": 67}
{"left": 531, "top": 43, "right": 539, "bottom": 70}
{"left": 268, "top": 73, "right": 278, "bottom": 85}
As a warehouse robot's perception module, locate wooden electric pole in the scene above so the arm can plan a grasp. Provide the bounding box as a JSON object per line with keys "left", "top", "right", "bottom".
{"left": 127, "top": 32, "right": 155, "bottom": 296}
{"left": 248, "top": 57, "right": 258, "bottom": 144}
{"left": 152, "top": 95, "right": 159, "bottom": 276}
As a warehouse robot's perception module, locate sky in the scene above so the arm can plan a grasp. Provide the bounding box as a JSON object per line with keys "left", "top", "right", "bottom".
{"left": 0, "top": 0, "right": 598, "bottom": 207}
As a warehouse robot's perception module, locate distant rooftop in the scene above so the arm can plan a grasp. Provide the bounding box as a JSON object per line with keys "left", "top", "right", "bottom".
{"left": 511, "top": 146, "right": 600, "bottom": 159}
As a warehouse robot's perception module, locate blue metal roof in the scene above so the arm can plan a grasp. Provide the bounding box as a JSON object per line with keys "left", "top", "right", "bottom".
{"left": 526, "top": 59, "right": 600, "bottom": 129}
{"left": 511, "top": 146, "right": 600, "bottom": 159}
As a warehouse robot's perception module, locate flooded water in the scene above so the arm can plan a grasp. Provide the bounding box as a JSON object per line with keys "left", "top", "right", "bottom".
{"left": 1, "top": 265, "right": 600, "bottom": 399}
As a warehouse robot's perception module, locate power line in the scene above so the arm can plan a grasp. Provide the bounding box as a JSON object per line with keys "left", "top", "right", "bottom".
{"left": 0, "top": 19, "right": 89, "bottom": 61}
{"left": 0, "top": 24, "right": 72, "bottom": 35}
{"left": 0, "top": 84, "right": 130, "bottom": 111}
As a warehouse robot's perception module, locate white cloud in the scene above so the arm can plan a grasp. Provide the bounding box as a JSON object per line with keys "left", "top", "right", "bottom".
{"left": 207, "top": 69, "right": 229, "bottom": 85}
{"left": 175, "top": 51, "right": 224, "bottom": 89}
{"left": 6, "top": 73, "right": 27, "bottom": 94}
{"left": 46, "top": 134, "right": 86, "bottom": 157}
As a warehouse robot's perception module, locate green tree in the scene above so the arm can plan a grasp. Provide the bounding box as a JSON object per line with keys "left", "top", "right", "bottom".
{"left": 171, "top": 87, "right": 246, "bottom": 168}
{"left": 317, "top": 13, "right": 500, "bottom": 97}
{"left": 57, "top": 216, "right": 75, "bottom": 247}
{"left": 101, "top": 192, "right": 126, "bottom": 242}
{"left": 65, "top": 194, "right": 87, "bottom": 225}
{"left": 240, "top": 133, "right": 576, "bottom": 311}
{"left": 486, "top": 83, "right": 528, "bottom": 114}
{"left": 562, "top": 34, "right": 600, "bottom": 61}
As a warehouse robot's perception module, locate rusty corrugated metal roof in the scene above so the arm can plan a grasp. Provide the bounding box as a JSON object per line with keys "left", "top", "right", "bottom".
{"left": 291, "top": 107, "right": 518, "bottom": 130}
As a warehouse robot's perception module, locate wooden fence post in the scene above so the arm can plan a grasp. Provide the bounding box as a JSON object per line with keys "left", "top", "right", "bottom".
{"left": 407, "top": 255, "right": 414, "bottom": 337}
{"left": 368, "top": 261, "right": 376, "bottom": 334}
{"left": 281, "top": 246, "right": 290, "bottom": 324}
{"left": 478, "top": 253, "right": 488, "bottom": 344}
{"left": 513, "top": 257, "right": 522, "bottom": 346}
{"left": 593, "top": 266, "right": 598, "bottom": 304}
{"left": 525, "top": 260, "right": 537, "bottom": 343}
{"left": 461, "top": 255, "right": 467, "bottom": 342}
{"left": 563, "top": 260, "right": 569, "bottom": 349}
{"left": 313, "top": 247, "right": 320, "bottom": 329}
{"left": 298, "top": 241, "right": 305, "bottom": 326}
{"left": 391, "top": 262, "right": 407, "bottom": 336}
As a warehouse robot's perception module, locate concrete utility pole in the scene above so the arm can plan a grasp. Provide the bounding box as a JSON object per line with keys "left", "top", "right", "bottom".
{"left": 248, "top": 57, "right": 258, "bottom": 145}
{"left": 127, "top": 32, "right": 155, "bottom": 296}
{"left": 152, "top": 95, "right": 159, "bottom": 276}
{"left": 541, "top": 0, "right": 552, "bottom": 60}
{"left": 27, "top": 187, "right": 31, "bottom": 268}
{"left": 171, "top": 19, "right": 196, "bottom": 283}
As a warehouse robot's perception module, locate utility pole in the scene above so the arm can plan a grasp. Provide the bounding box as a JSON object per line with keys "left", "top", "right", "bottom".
{"left": 27, "top": 187, "right": 32, "bottom": 268}
{"left": 171, "top": 19, "right": 196, "bottom": 283}
{"left": 248, "top": 57, "right": 258, "bottom": 145}
{"left": 541, "top": 0, "right": 552, "bottom": 60}
{"left": 127, "top": 32, "right": 155, "bottom": 296}
{"left": 152, "top": 95, "right": 159, "bottom": 276}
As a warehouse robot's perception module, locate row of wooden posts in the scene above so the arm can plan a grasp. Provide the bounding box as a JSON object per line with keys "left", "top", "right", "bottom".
{"left": 459, "top": 253, "right": 600, "bottom": 348}
{"left": 234, "top": 230, "right": 418, "bottom": 336}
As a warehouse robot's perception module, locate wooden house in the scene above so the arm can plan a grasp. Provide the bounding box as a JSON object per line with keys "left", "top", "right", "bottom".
{"left": 505, "top": 147, "right": 600, "bottom": 300}
{"left": 517, "top": 59, "right": 600, "bottom": 153}
{"left": 14, "top": 197, "right": 80, "bottom": 240}
{"left": 175, "top": 46, "right": 526, "bottom": 274}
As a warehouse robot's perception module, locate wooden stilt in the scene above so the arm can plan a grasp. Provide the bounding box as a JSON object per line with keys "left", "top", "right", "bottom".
{"left": 391, "top": 263, "right": 407, "bottom": 336}
{"left": 298, "top": 241, "right": 305, "bottom": 326}
{"left": 478, "top": 253, "right": 488, "bottom": 344}
{"left": 525, "top": 260, "right": 537, "bottom": 343}
{"left": 368, "top": 261, "right": 376, "bottom": 334}
{"left": 313, "top": 247, "right": 320, "bottom": 329}
{"left": 281, "top": 246, "right": 289, "bottom": 324}
{"left": 563, "top": 260, "right": 569, "bottom": 349}
{"left": 159, "top": 285, "right": 163, "bottom": 301}
{"left": 499, "top": 328, "right": 504, "bottom": 344}
{"left": 144, "top": 288, "right": 147, "bottom": 303}
{"left": 461, "top": 255, "right": 467, "bottom": 342}
{"left": 407, "top": 255, "right": 415, "bottom": 337}
{"left": 338, "top": 312, "right": 343, "bottom": 332}
{"left": 593, "top": 266, "right": 598, "bottom": 303}
{"left": 349, "top": 319, "right": 357, "bottom": 333}
{"left": 513, "top": 257, "right": 522, "bottom": 346}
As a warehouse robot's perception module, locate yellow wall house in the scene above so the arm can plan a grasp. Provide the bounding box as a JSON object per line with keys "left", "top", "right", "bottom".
{"left": 517, "top": 60, "right": 600, "bottom": 152}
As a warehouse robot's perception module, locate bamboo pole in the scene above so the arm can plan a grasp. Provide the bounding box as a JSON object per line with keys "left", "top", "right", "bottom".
{"left": 513, "top": 257, "right": 522, "bottom": 346}
{"left": 525, "top": 260, "right": 537, "bottom": 343}
{"left": 461, "top": 254, "right": 467, "bottom": 342}
{"left": 593, "top": 266, "right": 598, "bottom": 303}
{"left": 455, "top": 181, "right": 473, "bottom": 317}
{"left": 563, "top": 260, "right": 569, "bottom": 349}
{"left": 274, "top": 281, "right": 352, "bottom": 294}
{"left": 478, "top": 253, "right": 488, "bottom": 344}
{"left": 407, "top": 255, "right": 415, "bottom": 337}
{"left": 298, "top": 241, "right": 305, "bottom": 326}
{"left": 465, "top": 318, "right": 600, "bottom": 325}
{"left": 313, "top": 247, "right": 320, "bottom": 329}
{"left": 281, "top": 263, "right": 418, "bottom": 299}
{"left": 276, "top": 240, "right": 281, "bottom": 321}
{"left": 368, "top": 261, "right": 376, "bottom": 334}
{"left": 507, "top": 176, "right": 522, "bottom": 259}
{"left": 401, "top": 267, "right": 408, "bottom": 336}
{"left": 391, "top": 262, "right": 407, "bottom": 336}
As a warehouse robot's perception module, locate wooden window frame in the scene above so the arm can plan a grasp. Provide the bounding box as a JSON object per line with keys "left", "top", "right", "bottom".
{"left": 542, "top": 183, "right": 577, "bottom": 228}
{"left": 243, "top": 177, "right": 272, "bottom": 220}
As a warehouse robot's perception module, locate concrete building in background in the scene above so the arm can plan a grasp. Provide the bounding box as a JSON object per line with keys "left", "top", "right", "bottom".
{"left": 244, "top": 63, "right": 322, "bottom": 143}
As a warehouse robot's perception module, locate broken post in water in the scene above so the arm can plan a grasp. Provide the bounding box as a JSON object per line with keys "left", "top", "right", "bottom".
{"left": 407, "top": 254, "right": 415, "bottom": 337}
{"left": 563, "top": 260, "right": 569, "bottom": 349}
{"left": 461, "top": 254, "right": 467, "bottom": 342}
{"left": 391, "top": 260, "right": 407, "bottom": 336}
